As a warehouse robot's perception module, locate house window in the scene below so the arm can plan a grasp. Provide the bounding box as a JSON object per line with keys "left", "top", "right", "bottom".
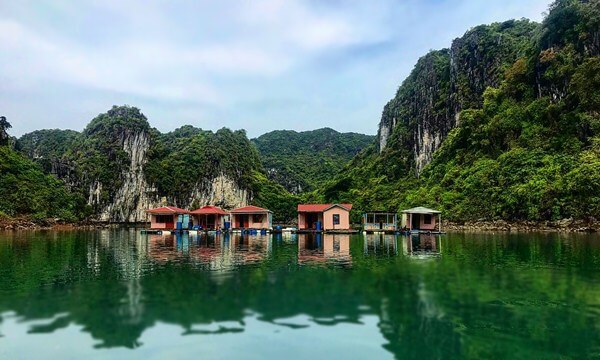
{"left": 424, "top": 214, "right": 432, "bottom": 224}
{"left": 155, "top": 215, "right": 172, "bottom": 223}
{"left": 333, "top": 214, "right": 340, "bottom": 225}
{"left": 253, "top": 214, "right": 262, "bottom": 223}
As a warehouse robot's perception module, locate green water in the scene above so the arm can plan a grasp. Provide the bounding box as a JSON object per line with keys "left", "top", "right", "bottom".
{"left": 1, "top": 230, "right": 600, "bottom": 359}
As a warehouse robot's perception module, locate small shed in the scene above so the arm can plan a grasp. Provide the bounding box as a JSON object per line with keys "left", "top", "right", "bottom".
{"left": 230, "top": 205, "right": 273, "bottom": 229}
{"left": 298, "top": 204, "right": 352, "bottom": 231}
{"left": 401, "top": 207, "right": 442, "bottom": 232}
{"left": 190, "top": 205, "right": 228, "bottom": 230}
{"left": 147, "top": 206, "right": 190, "bottom": 230}
{"left": 363, "top": 212, "right": 397, "bottom": 231}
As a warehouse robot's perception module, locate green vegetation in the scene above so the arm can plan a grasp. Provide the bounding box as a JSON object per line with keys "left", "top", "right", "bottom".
{"left": 0, "top": 116, "right": 11, "bottom": 146}
{"left": 6, "top": 0, "right": 599, "bottom": 225}
{"left": 321, "top": 0, "right": 600, "bottom": 223}
{"left": 145, "top": 126, "right": 264, "bottom": 204}
{"left": 17, "top": 129, "right": 80, "bottom": 173}
{"left": 253, "top": 128, "right": 374, "bottom": 193}
{"left": 0, "top": 136, "right": 89, "bottom": 221}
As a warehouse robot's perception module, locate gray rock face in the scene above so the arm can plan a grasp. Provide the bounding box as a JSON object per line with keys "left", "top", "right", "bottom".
{"left": 16, "top": 106, "right": 257, "bottom": 223}
{"left": 95, "top": 130, "right": 154, "bottom": 222}
{"left": 90, "top": 129, "right": 250, "bottom": 222}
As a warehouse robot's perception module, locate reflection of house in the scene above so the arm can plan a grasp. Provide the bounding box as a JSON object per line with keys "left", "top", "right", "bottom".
{"left": 405, "top": 234, "right": 440, "bottom": 256}
{"left": 190, "top": 206, "right": 227, "bottom": 230}
{"left": 147, "top": 206, "right": 190, "bottom": 230}
{"left": 230, "top": 206, "right": 273, "bottom": 229}
{"left": 401, "top": 207, "right": 442, "bottom": 233}
{"left": 297, "top": 204, "right": 352, "bottom": 231}
{"left": 363, "top": 212, "right": 397, "bottom": 232}
{"left": 363, "top": 234, "right": 398, "bottom": 255}
{"left": 297, "top": 234, "right": 351, "bottom": 264}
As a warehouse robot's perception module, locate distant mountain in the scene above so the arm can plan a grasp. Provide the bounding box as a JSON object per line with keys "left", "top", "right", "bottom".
{"left": 15, "top": 106, "right": 298, "bottom": 222}
{"left": 321, "top": 0, "right": 600, "bottom": 221}
{"left": 252, "top": 128, "right": 375, "bottom": 193}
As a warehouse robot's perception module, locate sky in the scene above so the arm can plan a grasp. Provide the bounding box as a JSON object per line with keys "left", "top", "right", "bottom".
{"left": 1, "top": 0, "right": 550, "bottom": 138}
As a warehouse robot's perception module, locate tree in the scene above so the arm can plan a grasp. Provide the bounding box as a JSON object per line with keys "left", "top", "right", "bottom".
{"left": 0, "top": 116, "right": 12, "bottom": 146}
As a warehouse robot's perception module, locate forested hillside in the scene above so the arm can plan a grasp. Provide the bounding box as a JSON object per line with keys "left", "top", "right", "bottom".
{"left": 6, "top": 0, "right": 599, "bottom": 226}
{"left": 253, "top": 128, "right": 374, "bottom": 193}
{"left": 0, "top": 119, "right": 88, "bottom": 221}
{"left": 16, "top": 106, "right": 298, "bottom": 222}
{"left": 320, "top": 0, "right": 600, "bottom": 222}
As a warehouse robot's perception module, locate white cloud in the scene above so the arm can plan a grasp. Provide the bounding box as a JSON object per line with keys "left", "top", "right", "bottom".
{"left": 0, "top": 0, "right": 553, "bottom": 137}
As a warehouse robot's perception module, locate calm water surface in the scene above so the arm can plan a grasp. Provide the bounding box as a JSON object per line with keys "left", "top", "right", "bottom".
{"left": 1, "top": 230, "right": 600, "bottom": 359}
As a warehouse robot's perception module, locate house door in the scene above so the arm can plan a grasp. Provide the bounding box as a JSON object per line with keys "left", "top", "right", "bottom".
{"left": 306, "top": 213, "right": 317, "bottom": 229}
{"left": 166, "top": 216, "right": 174, "bottom": 230}
{"left": 411, "top": 214, "right": 420, "bottom": 230}
{"left": 238, "top": 215, "right": 249, "bottom": 228}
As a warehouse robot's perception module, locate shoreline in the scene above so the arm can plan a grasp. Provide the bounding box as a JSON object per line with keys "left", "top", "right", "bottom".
{"left": 444, "top": 219, "right": 598, "bottom": 233}
{"left": 0, "top": 217, "right": 116, "bottom": 231}
{"left": 1, "top": 216, "right": 598, "bottom": 233}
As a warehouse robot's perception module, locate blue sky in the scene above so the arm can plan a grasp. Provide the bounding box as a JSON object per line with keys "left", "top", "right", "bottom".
{"left": 1, "top": 0, "right": 550, "bottom": 138}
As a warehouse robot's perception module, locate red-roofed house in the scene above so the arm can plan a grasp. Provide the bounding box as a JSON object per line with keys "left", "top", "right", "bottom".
{"left": 190, "top": 206, "right": 228, "bottom": 230}
{"left": 297, "top": 204, "right": 352, "bottom": 231}
{"left": 230, "top": 205, "right": 272, "bottom": 229}
{"left": 147, "top": 206, "right": 190, "bottom": 230}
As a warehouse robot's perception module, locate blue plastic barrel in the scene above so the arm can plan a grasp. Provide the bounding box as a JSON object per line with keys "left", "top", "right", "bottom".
{"left": 315, "top": 221, "right": 322, "bottom": 231}
{"left": 275, "top": 225, "right": 282, "bottom": 231}
{"left": 176, "top": 222, "right": 183, "bottom": 230}
{"left": 224, "top": 222, "right": 231, "bottom": 230}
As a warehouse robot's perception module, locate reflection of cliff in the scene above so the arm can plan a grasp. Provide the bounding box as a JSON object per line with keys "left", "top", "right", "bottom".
{"left": 2, "top": 231, "right": 600, "bottom": 357}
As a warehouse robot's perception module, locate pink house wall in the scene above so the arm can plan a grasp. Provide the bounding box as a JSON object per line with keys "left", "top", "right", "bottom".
{"left": 232, "top": 213, "right": 270, "bottom": 229}
{"left": 420, "top": 215, "right": 437, "bottom": 230}
{"left": 298, "top": 213, "right": 323, "bottom": 229}
{"left": 406, "top": 213, "right": 438, "bottom": 230}
{"left": 323, "top": 207, "right": 350, "bottom": 230}
{"left": 192, "top": 215, "right": 225, "bottom": 229}
{"left": 150, "top": 214, "right": 178, "bottom": 229}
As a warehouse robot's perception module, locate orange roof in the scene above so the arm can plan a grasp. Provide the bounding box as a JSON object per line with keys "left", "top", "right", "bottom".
{"left": 190, "top": 205, "right": 227, "bottom": 215}
{"left": 146, "top": 206, "right": 189, "bottom": 214}
{"left": 297, "top": 203, "right": 353, "bottom": 212}
{"left": 230, "top": 205, "right": 271, "bottom": 213}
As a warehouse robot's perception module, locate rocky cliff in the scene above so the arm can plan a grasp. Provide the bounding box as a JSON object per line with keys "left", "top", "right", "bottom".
{"left": 17, "top": 106, "right": 257, "bottom": 222}
{"left": 325, "top": 0, "right": 600, "bottom": 223}
{"left": 377, "top": 20, "right": 539, "bottom": 174}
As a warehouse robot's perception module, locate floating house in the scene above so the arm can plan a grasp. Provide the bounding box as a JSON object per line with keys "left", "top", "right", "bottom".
{"left": 297, "top": 204, "right": 352, "bottom": 231}
{"left": 230, "top": 205, "right": 273, "bottom": 229}
{"left": 401, "top": 207, "right": 442, "bottom": 233}
{"left": 146, "top": 206, "right": 190, "bottom": 230}
{"left": 190, "top": 205, "right": 227, "bottom": 230}
{"left": 362, "top": 212, "right": 398, "bottom": 232}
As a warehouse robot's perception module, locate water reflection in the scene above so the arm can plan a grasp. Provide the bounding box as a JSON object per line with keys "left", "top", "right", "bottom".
{"left": 364, "top": 234, "right": 398, "bottom": 256}
{"left": 298, "top": 234, "right": 352, "bottom": 266}
{"left": 0, "top": 230, "right": 600, "bottom": 359}
{"left": 404, "top": 234, "right": 441, "bottom": 258}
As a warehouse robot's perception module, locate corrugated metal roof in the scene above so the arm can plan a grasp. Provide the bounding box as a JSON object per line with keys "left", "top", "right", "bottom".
{"left": 146, "top": 206, "right": 190, "bottom": 214}
{"left": 401, "top": 206, "right": 441, "bottom": 214}
{"left": 190, "top": 206, "right": 227, "bottom": 215}
{"left": 297, "top": 203, "right": 353, "bottom": 212}
{"left": 230, "top": 205, "right": 271, "bottom": 213}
